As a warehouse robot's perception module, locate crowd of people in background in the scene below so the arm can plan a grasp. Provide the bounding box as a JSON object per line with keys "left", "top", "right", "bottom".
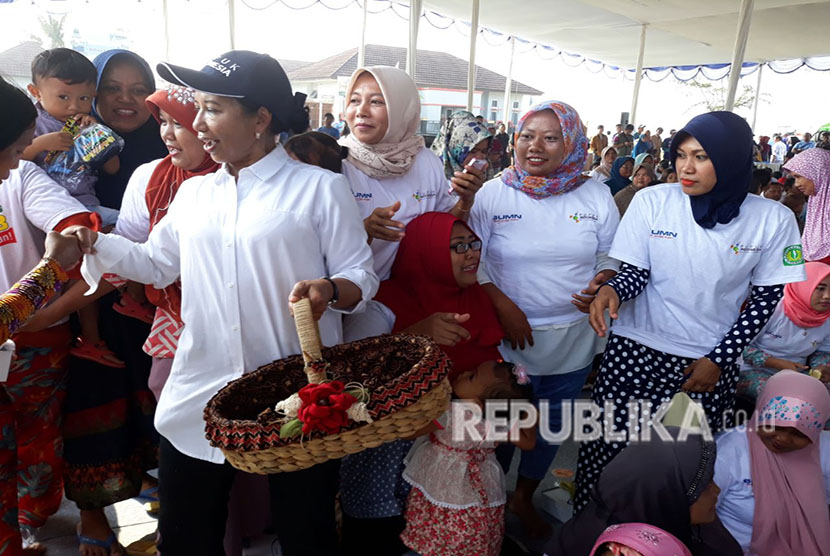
{"left": 1, "top": 44, "right": 829, "bottom": 556}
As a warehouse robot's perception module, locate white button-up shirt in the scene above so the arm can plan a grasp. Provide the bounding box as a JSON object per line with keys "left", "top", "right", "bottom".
{"left": 81, "top": 146, "right": 378, "bottom": 463}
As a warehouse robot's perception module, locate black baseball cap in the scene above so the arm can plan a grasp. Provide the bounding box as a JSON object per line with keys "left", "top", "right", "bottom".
{"left": 157, "top": 50, "right": 296, "bottom": 118}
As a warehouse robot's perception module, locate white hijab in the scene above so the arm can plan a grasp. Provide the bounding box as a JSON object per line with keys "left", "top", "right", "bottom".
{"left": 340, "top": 66, "right": 425, "bottom": 179}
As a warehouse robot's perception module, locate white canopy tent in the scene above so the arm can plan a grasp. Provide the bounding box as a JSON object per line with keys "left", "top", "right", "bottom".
{"left": 365, "top": 0, "right": 830, "bottom": 122}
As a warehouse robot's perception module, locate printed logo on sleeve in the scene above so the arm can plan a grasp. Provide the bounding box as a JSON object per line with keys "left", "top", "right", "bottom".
{"left": 783, "top": 244, "right": 804, "bottom": 266}
{"left": 0, "top": 207, "right": 16, "bottom": 247}
{"left": 352, "top": 191, "right": 373, "bottom": 201}
{"left": 492, "top": 214, "right": 522, "bottom": 223}
{"left": 649, "top": 229, "right": 678, "bottom": 239}
{"left": 412, "top": 190, "right": 438, "bottom": 202}
{"left": 729, "top": 243, "right": 762, "bottom": 255}
{"left": 569, "top": 212, "right": 598, "bottom": 223}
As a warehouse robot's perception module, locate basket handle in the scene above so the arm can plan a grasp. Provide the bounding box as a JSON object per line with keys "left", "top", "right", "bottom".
{"left": 292, "top": 297, "right": 326, "bottom": 384}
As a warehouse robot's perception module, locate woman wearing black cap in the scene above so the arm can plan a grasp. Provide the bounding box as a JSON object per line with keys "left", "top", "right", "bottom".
{"left": 574, "top": 112, "right": 806, "bottom": 512}
{"left": 63, "top": 51, "right": 378, "bottom": 556}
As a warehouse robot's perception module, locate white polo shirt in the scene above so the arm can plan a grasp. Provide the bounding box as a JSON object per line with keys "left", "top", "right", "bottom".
{"left": 742, "top": 302, "right": 830, "bottom": 369}
{"left": 469, "top": 177, "right": 620, "bottom": 327}
{"left": 342, "top": 147, "right": 455, "bottom": 280}
{"left": 0, "top": 161, "right": 87, "bottom": 292}
{"left": 81, "top": 146, "right": 379, "bottom": 463}
{"left": 610, "top": 183, "right": 806, "bottom": 358}
{"left": 714, "top": 427, "right": 830, "bottom": 550}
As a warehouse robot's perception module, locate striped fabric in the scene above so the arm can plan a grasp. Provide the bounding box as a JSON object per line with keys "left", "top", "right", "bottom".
{"left": 142, "top": 306, "right": 182, "bottom": 358}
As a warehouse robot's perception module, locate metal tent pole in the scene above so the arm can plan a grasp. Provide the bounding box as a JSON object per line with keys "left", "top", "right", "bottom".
{"left": 358, "top": 0, "right": 368, "bottom": 67}
{"left": 751, "top": 63, "right": 764, "bottom": 131}
{"left": 503, "top": 36, "right": 515, "bottom": 123}
{"left": 228, "top": 0, "right": 236, "bottom": 50}
{"left": 163, "top": 0, "right": 171, "bottom": 61}
{"left": 725, "top": 0, "right": 755, "bottom": 111}
{"left": 466, "top": 0, "right": 480, "bottom": 112}
{"left": 407, "top": 0, "right": 422, "bottom": 77}
{"left": 629, "top": 24, "right": 647, "bottom": 126}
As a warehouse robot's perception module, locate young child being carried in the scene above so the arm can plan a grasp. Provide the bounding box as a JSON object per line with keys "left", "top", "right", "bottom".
{"left": 23, "top": 48, "right": 145, "bottom": 367}
{"left": 23, "top": 48, "right": 121, "bottom": 226}
{"left": 400, "top": 360, "right": 535, "bottom": 556}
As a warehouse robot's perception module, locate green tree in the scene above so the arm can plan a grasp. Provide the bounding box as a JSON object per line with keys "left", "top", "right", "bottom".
{"left": 682, "top": 80, "right": 767, "bottom": 112}
{"left": 31, "top": 14, "right": 66, "bottom": 48}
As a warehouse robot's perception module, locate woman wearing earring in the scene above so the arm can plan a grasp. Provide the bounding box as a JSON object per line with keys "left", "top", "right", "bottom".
{"left": 579, "top": 112, "right": 806, "bottom": 511}
{"left": 63, "top": 50, "right": 377, "bottom": 556}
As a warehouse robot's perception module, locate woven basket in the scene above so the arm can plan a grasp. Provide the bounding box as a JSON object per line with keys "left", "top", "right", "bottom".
{"left": 204, "top": 298, "right": 452, "bottom": 474}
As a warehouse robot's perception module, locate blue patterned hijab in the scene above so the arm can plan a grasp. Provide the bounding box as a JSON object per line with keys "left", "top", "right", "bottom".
{"left": 670, "top": 111, "right": 752, "bottom": 229}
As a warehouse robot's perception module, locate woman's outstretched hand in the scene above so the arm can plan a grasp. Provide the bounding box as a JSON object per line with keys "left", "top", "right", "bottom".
{"left": 589, "top": 284, "right": 619, "bottom": 337}
{"left": 363, "top": 201, "right": 405, "bottom": 243}
{"left": 404, "top": 312, "right": 471, "bottom": 346}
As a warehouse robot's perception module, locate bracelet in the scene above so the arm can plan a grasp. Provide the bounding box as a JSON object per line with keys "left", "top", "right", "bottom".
{"left": 455, "top": 204, "right": 472, "bottom": 213}
{"left": 321, "top": 277, "right": 339, "bottom": 306}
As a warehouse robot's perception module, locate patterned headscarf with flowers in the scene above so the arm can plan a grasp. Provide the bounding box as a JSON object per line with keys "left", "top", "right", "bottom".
{"left": 430, "top": 110, "right": 492, "bottom": 180}
{"left": 500, "top": 100, "right": 589, "bottom": 199}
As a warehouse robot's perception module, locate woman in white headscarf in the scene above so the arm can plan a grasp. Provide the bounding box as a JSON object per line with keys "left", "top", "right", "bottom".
{"left": 340, "top": 66, "right": 485, "bottom": 281}
{"left": 338, "top": 67, "right": 486, "bottom": 556}
{"left": 587, "top": 145, "right": 617, "bottom": 181}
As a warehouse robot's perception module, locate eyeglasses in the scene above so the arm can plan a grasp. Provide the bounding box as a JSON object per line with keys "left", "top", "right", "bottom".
{"left": 449, "top": 240, "right": 482, "bottom": 254}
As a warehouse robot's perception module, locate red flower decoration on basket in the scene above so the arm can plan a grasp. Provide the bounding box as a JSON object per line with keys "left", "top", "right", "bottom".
{"left": 296, "top": 381, "right": 357, "bottom": 435}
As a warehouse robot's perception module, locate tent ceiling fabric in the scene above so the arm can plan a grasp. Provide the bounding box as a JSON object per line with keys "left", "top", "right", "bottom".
{"left": 420, "top": 0, "right": 830, "bottom": 69}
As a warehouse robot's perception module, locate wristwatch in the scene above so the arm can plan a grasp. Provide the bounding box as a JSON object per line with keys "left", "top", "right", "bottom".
{"left": 321, "top": 277, "right": 339, "bottom": 306}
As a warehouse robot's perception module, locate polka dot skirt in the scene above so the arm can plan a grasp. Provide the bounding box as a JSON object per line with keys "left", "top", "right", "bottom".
{"left": 573, "top": 334, "right": 740, "bottom": 512}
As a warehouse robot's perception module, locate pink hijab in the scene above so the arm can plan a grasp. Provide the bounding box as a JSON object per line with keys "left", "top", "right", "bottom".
{"left": 784, "top": 148, "right": 830, "bottom": 261}
{"left": 782, "top": 261, "right": 830, "bottom": 328}
{"left": 747, "top": 371, "right": 830, "bottom": 555}
{"left": 589, "top": 523, "right": 692, "bottom": 556}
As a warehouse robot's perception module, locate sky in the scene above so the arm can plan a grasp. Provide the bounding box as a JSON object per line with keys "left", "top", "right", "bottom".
{"left": 4, "top": 0, "right": 829, "bottom": 137}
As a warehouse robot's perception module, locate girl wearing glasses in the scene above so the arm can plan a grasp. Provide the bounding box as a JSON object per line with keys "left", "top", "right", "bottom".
{"left": 469, "top": 101, "right": 620, "bottom": 537}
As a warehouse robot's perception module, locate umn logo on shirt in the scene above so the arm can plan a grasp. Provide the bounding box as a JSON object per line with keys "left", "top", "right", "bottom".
{"left": 353, "top": 192, "right": 373, "bottom": 201}
{"left": 493, "top": 214, "right": 522, "bottom": 223}
{"left": 649, "top": 229, "right": 677, "bottom": 239}
{"left": 569, "top": 212, "right": 598, "bottom": 223}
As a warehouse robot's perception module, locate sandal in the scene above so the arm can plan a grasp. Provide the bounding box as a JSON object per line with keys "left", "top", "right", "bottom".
{"left": 77, "top": 530, "right": 124, "bottom": 555}
{"left": 70, "top": 338, "right": 126, "bottom": 368}
{"left": 113, "top": 294, "right": 155, "bottom": 324}
{"left": 135, "top": 486, "right": 160, "bottom": 517}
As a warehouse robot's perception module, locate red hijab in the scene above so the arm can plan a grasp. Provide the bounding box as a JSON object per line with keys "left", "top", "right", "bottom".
{"left": 374, "top": 212, "right": 503, "bottom": 378}
{"left": 144, "top": 86, "right": 220, "bottom": 315}
{"left": 782, "top": 261, "right": 830, "bottom": 328}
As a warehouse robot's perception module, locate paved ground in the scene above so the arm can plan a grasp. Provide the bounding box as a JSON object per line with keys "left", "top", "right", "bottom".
{"left": 36, "top": 436, "right": 578, "bottom": 556}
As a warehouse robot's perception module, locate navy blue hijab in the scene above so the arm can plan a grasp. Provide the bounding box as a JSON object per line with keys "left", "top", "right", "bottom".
{"left": 91, "top": 50, "right": 166, "bottom": 209}
{"left": 604, "top": 156, "right": 634, "bottom": 195}
{"left": 670, "top": 111, "right": 752, "bottom": 229}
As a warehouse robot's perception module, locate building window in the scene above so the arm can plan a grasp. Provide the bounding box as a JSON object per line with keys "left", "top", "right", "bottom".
{"left": 490, "top": 111, "right": 498, "bottom": 122}
{"left": 513, "top": 101, "right": 519, "bottom": 109}
{"left": 491, "top": 99, "right": 498, "bottom": 108}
